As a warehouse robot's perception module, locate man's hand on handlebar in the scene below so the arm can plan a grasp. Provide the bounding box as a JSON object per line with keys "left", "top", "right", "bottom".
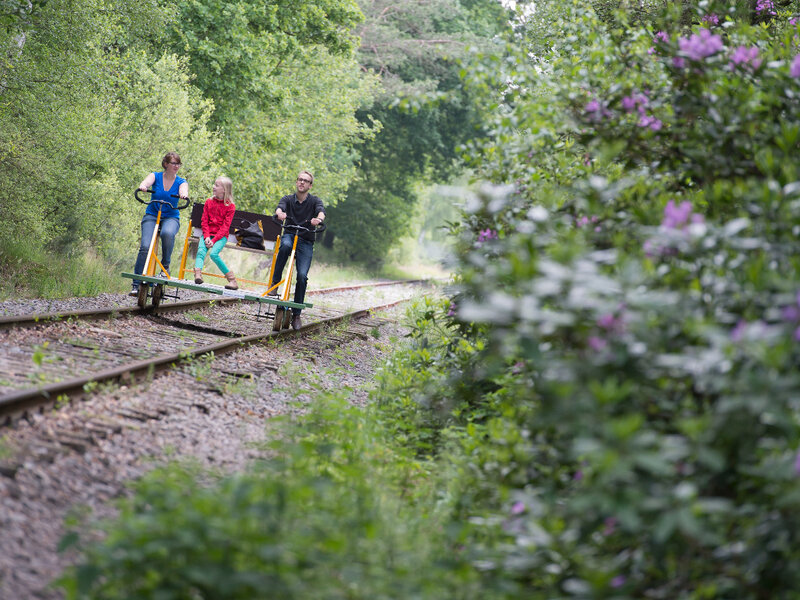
{"left": 310, "top": 217, "right": 323, "bottom": 227}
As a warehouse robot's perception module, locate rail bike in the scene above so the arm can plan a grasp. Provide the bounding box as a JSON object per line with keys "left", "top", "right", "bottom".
{"left": 121, "top": 190, "right": 326, "bottom": 331}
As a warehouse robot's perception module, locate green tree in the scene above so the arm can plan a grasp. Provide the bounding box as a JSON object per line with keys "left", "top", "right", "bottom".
{"left": 158, "top": 0, "right": 364, "bottom": 127}
{"left": 218, "top": 46, "right": 380, "bottom": 211}
{"left": 0, "top": 0, "right": 218, "bottom": 281}
{"left": 149, "top": 0, "right": 376, "bottom": 213}
{"left": 326, "top": 0, "right": 510, "bottom": 267}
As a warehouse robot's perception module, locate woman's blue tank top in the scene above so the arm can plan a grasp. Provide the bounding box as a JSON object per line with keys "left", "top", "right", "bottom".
{"left": 145, "top": 172, "right": 186, "bottom": 220}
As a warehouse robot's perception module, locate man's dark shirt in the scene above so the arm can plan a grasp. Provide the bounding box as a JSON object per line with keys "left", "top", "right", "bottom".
{"left": 277, "top": 193, "right": 325, "bottom": 242}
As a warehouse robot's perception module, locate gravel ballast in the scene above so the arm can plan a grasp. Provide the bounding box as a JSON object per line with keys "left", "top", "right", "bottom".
{"left": 0, "top": 286, "right": 422, "bottom": 600}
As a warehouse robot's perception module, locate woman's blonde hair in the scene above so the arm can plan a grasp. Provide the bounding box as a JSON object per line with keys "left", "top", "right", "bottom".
{"left": 215, "top": 176, "right": 234, "bottom": 204}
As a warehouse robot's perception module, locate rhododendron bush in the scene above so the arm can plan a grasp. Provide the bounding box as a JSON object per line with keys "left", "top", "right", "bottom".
{"left": 416, "top": 0, "right": 800, "bottom": 596}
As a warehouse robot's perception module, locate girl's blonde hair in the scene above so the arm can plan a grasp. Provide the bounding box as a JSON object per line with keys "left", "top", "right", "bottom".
{"left": 215, "top": 176, "right": 234, "bottom": 204}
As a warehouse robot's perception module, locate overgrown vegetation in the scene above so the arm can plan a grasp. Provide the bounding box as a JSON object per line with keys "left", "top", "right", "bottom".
{"left": 52, "top": 0, "right": 800, "bottom": 598}
{"left": 0, "top": 0, "right": 493, "bottom": 297}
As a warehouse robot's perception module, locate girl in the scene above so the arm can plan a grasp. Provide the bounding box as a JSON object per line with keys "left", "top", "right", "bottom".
{"left": 194, "top": 176, "right": 238, "bottom": 290}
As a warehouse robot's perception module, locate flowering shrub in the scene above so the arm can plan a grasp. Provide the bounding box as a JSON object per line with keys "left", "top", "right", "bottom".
{"left": 434, "top": 0, "right": 800, "bottom": 597}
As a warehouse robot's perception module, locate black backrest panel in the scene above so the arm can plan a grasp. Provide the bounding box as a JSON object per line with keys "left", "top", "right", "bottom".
{"left": 190, "top": 203, "right": 282, "bottom": 240}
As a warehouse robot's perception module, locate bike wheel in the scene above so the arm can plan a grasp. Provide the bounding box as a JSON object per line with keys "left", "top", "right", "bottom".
{"left": 137, "top": 284, "right": 149, "bottom": 309}
{"left": 152, "top": 284, "right": 164, "bottom": 308}
{"left": 273, "top": 308, "right": 285, "bottom": 332}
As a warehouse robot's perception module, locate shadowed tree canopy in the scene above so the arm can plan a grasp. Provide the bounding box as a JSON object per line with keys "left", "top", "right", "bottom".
{"left": 326, "top": 0, "right": 510, "bottom": 267}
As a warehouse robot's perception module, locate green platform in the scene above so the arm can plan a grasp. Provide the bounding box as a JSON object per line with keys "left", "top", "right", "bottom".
{"left": 121, "top": 273, "right": 312, "bottom": 310}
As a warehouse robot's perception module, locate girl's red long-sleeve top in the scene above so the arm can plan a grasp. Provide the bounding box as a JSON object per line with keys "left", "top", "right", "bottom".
{"left": 201, "top": 197, "right": 236, "bottom": 244}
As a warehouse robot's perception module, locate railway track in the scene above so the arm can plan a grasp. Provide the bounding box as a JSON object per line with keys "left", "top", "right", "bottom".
{"left": 0, "top": 279, "right": 429, "bottom": 330}
{"left": 0, "top": 284, "right": 426, "bottom": 600}
{"left": 0, "top": 280, "right": 427, "bottom": 426}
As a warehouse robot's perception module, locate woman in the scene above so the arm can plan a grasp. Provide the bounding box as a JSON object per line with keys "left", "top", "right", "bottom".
{"left": 129, "top": 152, "right": 189, "bottom": 296}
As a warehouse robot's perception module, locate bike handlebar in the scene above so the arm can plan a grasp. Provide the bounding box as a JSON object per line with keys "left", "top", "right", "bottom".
{"left": 135, "top": 188, "right": 192, "bottom": 210}
{"left": 271, "top": 215, "right": 327, "bottom": 234}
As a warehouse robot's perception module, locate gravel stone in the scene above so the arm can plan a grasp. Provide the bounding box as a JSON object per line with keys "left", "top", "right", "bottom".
{"left": 0, "top": 286, "right": 423, "bottom": 600}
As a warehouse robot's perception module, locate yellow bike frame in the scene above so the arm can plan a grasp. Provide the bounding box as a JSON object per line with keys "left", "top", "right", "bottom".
{"left": 261, "top": 233, "right": 298, "bottom": 300}
{"left": 144, "top": 204, "right": 171, "bottom": 279}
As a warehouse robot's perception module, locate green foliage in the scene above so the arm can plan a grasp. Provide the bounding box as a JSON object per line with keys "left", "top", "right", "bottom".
{"left": 0, "top": 0, "right": 219, "bottom": 287}
{"left": 325, "top": 0, "right": 512, "bottom": 267}
{"left": 0, "top": 0, "right": 382, "bottom": 295}
{"left": 221, "top": 47, "right": 380, "bottom": 210}
{"left": 59, "top": 394, "right": 480, "bottom": 599}
{"left": 0, "top": 239, "right": 123, "bottom": 298}
{"left": 373, "top": 0, "right": 800, "bottom": 596}
{"left": 159, "top": 0, "right": 363, "bottom": 126}
{"left": 151, "top": 0, "right": 376, "bottom": 214}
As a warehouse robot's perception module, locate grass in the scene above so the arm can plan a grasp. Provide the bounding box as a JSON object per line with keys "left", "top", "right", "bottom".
{"left": 0, "top": 241, "right": 127, "bottom": 300}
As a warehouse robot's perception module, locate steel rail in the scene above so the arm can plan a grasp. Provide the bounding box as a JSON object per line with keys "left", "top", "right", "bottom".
{"left": 0, "top": 297, "right": 411, "bottom": 424}
{"left": 0, "top": 279, "right": 431, "bottom": 331}
{"left": 0, "top": 297, "right": 245, "bottom": 330}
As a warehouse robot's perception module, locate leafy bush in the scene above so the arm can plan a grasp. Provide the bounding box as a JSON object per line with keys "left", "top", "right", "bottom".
{"left": 398, "top": 1, "right": 800, "bottom": 597}
{"left": 59, "top": 394, "right": 483, "bottom": 600}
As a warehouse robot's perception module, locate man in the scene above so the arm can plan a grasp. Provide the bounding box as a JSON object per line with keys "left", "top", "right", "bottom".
{"left": 269, "top": 170, "right": 325, "bottom": 330}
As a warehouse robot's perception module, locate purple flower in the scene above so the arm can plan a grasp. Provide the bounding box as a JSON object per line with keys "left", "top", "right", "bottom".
{"left": 477, "top": 228, "right": 498, "bottom": 243}
{"left": 731, "top": 319, "right": 747, "bottom": 342}
{"left": 791, "top": 16, "right": 799, "bottom": 26}
{"left": 611, "top": 575, "right": 626, "bottom": 588}
{"left": 603, "top": 517, "right": 618, "bottom": 536}
{"left": 511, "top": 501, "right": 525, "bottom": 515}
{"left": 782, "top": 305, "right": 800, "bottom": 321}
{"left": 588, "top": 336, "right": 607, "bottom": 351}
{"left": 795, "top": 450, "right": 800, "bottom": 475}
{"left": 511, "top": 361, "right": 525, "bottom": 374}
{"left": 678, "top": 29, "right": 723, "bottom": 61}
{"left": 573, "top": 469, "right": 583, "bottom": 481}
{"left": 794, "top": 325, "right": 800, "bottom": 341}
{"left": 673, "top": 56, "right": 686, "bottom": 68}
{"left": 730, "top": 46, "right": 762, "bottom": 70}
{"left": 638, "top": 115, "right": 663, "bottom": 131}
{"left": 791, "top": 55, "right": 800, "bottom": 78}
{"left": 585, "top": 100, "right": 600, "bottom": 113}
{"left": 662, "top": 200, "right": 691, "bottom": 228}
{"left": 654, "top": 31, "right": 669, "bottom": 44}
{"left": 702, "top": 14, "right": 720, "bottom": 26}
{"left": 597, "top": 313, "right": 623, "bottom": 331}
{"left": 756, "top": 0, "right": 776, "bottom": 16}
{"left": 447, "top": 302, "right": 456, "bottom": 317}
{"left": 621, "top": 95, "right": 636, "bottom": 111}
{"left": 622, "top": 93, "right": 648, "bottom": 113}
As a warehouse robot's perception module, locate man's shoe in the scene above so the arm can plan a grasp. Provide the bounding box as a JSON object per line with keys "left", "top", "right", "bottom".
{"left": 128, "top": 288, "right": 139, "bottom": 297}
{"left": 266, "top": 287, "right": 278, "bottom": 297}
{"left": 291, "top": 314, "right": 302, "bottom": 330}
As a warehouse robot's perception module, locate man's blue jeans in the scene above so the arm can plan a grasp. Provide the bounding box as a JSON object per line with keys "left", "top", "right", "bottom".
{"left": 132, "top": 214, "right": 180, "bottom": 288}
{"left": 271, "top": 233, "right": 314, "bottom": 315}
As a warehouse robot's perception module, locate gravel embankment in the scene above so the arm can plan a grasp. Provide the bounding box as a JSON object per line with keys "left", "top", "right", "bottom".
{"left": 0, "top": 286, "right": 421, "bottom": 600}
